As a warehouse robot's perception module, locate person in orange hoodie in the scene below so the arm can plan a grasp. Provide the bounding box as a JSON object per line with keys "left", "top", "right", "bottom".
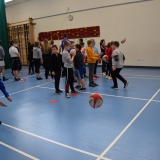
{"left": 86, "top": 39, "right": 102, "bottom": 87}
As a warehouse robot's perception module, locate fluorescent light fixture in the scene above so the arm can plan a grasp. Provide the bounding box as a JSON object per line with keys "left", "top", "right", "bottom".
{"left": 5, "top": 0, "right": 13, "bottom": 3}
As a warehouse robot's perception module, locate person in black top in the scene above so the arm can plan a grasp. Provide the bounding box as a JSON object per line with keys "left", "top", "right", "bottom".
{"left": 28, "top": 42, "right": 34, "bottom": 75}
{"left": 100, "top": 39, "right": 107, "bottom": 75}
{"left": 74, "top": 44, "right": 86, "bottom": 91}
{"left": 50, "top": 45, "right": 64, "bottom": 94}
{"left": 42, "top": 39, "right": 54, "bottom": 82}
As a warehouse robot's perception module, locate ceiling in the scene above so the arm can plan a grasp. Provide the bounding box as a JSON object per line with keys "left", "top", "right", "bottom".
{"left": 6, "top": 0, "right": 30, "bottom": 7}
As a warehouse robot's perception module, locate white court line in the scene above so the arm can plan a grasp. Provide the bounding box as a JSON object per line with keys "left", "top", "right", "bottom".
{"left": 2, "top": 123, "right": 110, "bottom": 160}
{"left": 0, "top": 141, "right": 39, "bottom": 160}
{"left": 96, "top": 89, "right": 160, "bottom": 160}
{"left": 124, "top": 76, "right": 160, "bottom": 80}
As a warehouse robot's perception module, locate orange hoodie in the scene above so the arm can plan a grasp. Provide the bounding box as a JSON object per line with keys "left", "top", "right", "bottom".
{"left": 86, "top": 47, "right": 100, "bottom": 63}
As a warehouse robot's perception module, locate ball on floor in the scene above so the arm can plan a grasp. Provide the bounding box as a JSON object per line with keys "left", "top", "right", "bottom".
{"left": 89, "top": 93, "right": 103, "bottom": 108}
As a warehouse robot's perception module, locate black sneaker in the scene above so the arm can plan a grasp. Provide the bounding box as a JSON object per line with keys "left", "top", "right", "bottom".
{"left": 56, "top": 90, "right": 61, "bottom": 95}
{"left": 71, "top": 90, "right": 79, "bottom": 94}
{"left": 75, "top": 85, "right": 81, "bottom": 89}
{"left": 28, "top": 73, "right": 32, "bottom": 75}
{"left": 92, "top": 82, "right": 98, "bottom": 86}
{"left": 124, "top": 81, "right": 129, "bottom": 88}
{"left": 79, "top": 88, "right": 86, "bottom": 91}
{"left": 58, "top": 90, "right": 63, "bottom": 93}
{"left": 74, "top": 79, "right": 77, "bottom": 82}
{"left": 14, "top": 78, "right": 20, "bottom": 81}
{"left": 89, "top": 83, "right": 95, "bottom": 87}
{"left": 3, "top": 78, "right": 8, "bottom": 81}
{"left": 66, "top": 93, "right": 70, "bottom": 98}
{"left": 37, "top": 77, "right": 43, "bottom": 80}
{"left": 111, "top": 86, "right": 118, "bottom": 90}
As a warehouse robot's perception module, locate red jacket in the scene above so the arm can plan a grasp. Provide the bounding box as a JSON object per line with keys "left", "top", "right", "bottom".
{"left": 105, "top": 47, "right": 113, "bottom": 62}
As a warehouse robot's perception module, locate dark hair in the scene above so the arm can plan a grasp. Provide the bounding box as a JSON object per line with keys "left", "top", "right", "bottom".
{"left": 64, "top": 41, "right": 71, "bottom": 47}
{"left": 50, "top": 40, "right": 54, "bottom": 45}
{"left": 64, "top": 33, "right": 68, "bottom": 38}
{"left": 79, "top": 38, "right": 83, "bottom": 43}
{"left": 107, "top": 42, "right": 111, "bottom": 48}
{"left": 80, "top": 42, "right": 84, "bottom": 46}
{"left": 70, "top": 41, "right": 75, "bottom": 44}
{"left": 75, "top": 44, "right": 82, "bottom": 51}
{"left": 100, "top": 39, "right": 105, "bottom": 46}
{"left": 10, "top": 40, "right": 15, "bottom": 46}
{"left": 34, "top": 41, "right": 40, "bottom": 47}
{"left": 52, "top": 45, "right": 58, "bottom": 50}
{"left": 0, "top": 40, "right": 1, "bottom": 45}
{"left": 113, "top": 41, "right": 120, "bottom": 47}
{"left": 111, "top": 41, "right": 114, "bottom": 45}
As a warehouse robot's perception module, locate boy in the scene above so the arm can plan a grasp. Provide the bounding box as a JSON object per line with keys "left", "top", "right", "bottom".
{"left": 62, "top": 41, "right": 78, "bottom": 98}
{"left": 50, "top": 45, "right": 64, "bottom": 94}
{"left": 74, "top": 44, "right": 86, "bottom": 91}
{"left": 111, "top": 41, "right": 129, "bottom": 89}
{"left": 0, "top": 80, "right": 12, "bottom": 124}
{"left": 86, "top": 39, "right": 102, "bottom": 87}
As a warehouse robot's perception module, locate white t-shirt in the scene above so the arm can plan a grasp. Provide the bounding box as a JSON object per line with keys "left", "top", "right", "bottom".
{"left": 62, "top": 50, "right": 73, "bottom": 68}
{"left": 9, "top": 46, "right": 19, "bottom": 58}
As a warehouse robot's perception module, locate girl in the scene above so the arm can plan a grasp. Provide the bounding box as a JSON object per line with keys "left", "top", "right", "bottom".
{"left": 33, "top": 41, "right": 43, "bottom": 80}
{"left": 100, "top": 39, "right": 107, "bottom": 75}
{"left": 50, "top": 45, "right": 63, "bottom": 94}
{"left": 42, "top": 39, "right": 54, "bottom": 82}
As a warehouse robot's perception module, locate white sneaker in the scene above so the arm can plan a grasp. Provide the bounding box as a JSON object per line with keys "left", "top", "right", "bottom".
{"left": 66, "top": 93, "right": 70, "bottom": 98}
{"left": 106, "top": 76, "right": 108, "bottom": 79}
{"left": 52, "top": 79, "right": 55, "bottom": 83}
{"left": 103, "top": 72, "right": 106, "bottom": 76}
{"left": 108, "top": 76, "right": 112, "bottom": 80}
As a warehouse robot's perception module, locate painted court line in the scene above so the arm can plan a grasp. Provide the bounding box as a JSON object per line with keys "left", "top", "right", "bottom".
{"left": 2, "top": 123, "right": 110, "bottom": 160}
{"left": 96, "top": 89, "right": 160, "bottom": 160}
{"left": 0, "top": 141, "right": 39, "bottom": 160}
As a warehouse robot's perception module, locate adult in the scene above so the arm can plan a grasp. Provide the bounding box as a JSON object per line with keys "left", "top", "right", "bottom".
{"left": 28, "top": 42, "right": 34, "bottom": 75}
{"left": 9, "top": 40, "right": 21, "bottom": 81}
{"left": 0, "top": 40, "right": 8, "bottom": 81}
{"left": 33, "top": 41, "right": 43, "bottom": 80}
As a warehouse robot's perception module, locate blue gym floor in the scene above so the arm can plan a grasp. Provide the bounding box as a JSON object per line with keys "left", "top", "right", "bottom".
{"left": 0, "top": 66, "right": 160, "bottom": 160}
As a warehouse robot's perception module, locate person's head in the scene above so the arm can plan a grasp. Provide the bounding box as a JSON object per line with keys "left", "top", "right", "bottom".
{"left": 64, "top": 41, "right": 71, "bottom": 51}
{"left": 50, "top": 40, "right": 54, "bottom": 45}
{"left": 107, "top": 42, "right": 111, "bottom": 48}
{"left": 79, "top": 38, "right": 83, "bottom": 44}
{"left": 80, "top": 42, "right": 85, "bottom": 47}
{"left": 111, "top": 41, "right": 115, "bottom": 49}
{"left": 70, "top": 41, "right": 75, "bottom": 48}
{"left": 92, "top": 39, "right": 96, "bottom": 46}
{"left": 75, "top": 44, "right": 82, "bottom": 51}
{"left": 112, "top": 41, "right": 120, "bottom": 50}
{"left": 0, "top": 40, "right": 1, "bottom": 45}
{"left": 64, "top": 33, "right": 68, "bottom": 39}
{"left": 10, "top": 40, "right": 15, "bottom": 46}
{"left": 52, "top": 45, "right": 58, "bottom": 54}
{"left": 43, "top": 38, "right": 50, "bottom": 53}
{"left": 34, "top": 41, "right": 40, "bottom": 48}
{"left": 100, "top": 39, "right": 105, "bottom": 46}
{"left": 87, "top": 39, "right": 94, "bottom": 47}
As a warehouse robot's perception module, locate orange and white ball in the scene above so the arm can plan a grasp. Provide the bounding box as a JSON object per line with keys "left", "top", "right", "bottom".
{"left": 89, "top": 93, "right": 103, "bottom": 108}
{"left": 70, "top": 49, "right": 76, "bottom": 55}
{"left": 121, "top": 38, "right": 126, "bottom": 44}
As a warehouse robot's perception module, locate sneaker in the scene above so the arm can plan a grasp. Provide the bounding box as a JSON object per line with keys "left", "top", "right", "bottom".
{"left": 66, "top": 93, "right": 70, "bottom": 98}
{"left": 111, "top": 86, "right": 118, "bottom": 90}
{"left": 28, "top": 73, "right": 32, "bottom": 75}
{"left": 14, "top": 78, "right": 20, "bottom": 81}
{"left": 71, "top": 90, "right": 79, "bottom": 94}
{"left": 75, "top": 85, "right": 81, "bottom": 89}
{"left": 92, "top": 82, "right": 98, "bottom": 86}
{"left": 103, "top": 72, "right": 106, "bottom": 76}
{"left": 56, "top": 90, "right": 61, "bottom": 95}
{"left": 37, "top": 77, "right": 43, "bottom": 80}
{"left": 74, "top": 79, "right": 77, "bottom": 82}
{"left": 108, "top": 76, "right": 112, "bottom": 80}
{"left": 89, "top": 82, "right": 95, "bottom": 87}
{"left": 124, "top": 81, "right": 129, "bottom": 88}
{"left": 106, "top": 76, "right": 108, "bottom": 79}
{"left": 3, "top": 78, "right": 8, "bottom": 81}
{"left": 52, "top": 79, "right": 55, "bottom": 83}
{"left": 79, "top": 88, "right": 86, "bottom": 91}
{"left": 58, "top": 90, "right": 63, "bottom": 93}
{"left": 85, "top": 75, "right": 89, "bottom": 78}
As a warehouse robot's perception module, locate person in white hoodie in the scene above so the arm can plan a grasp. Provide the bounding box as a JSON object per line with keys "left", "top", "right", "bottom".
{"left": 33, "top": 41, "right": 43, "bottom": 80}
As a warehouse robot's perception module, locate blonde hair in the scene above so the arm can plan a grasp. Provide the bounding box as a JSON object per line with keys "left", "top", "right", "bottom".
{"left": 43, "top": 39, "right": 50, "bottom": 54}
{"left": 87, "top": 39, "right": 94, "bottom": 46}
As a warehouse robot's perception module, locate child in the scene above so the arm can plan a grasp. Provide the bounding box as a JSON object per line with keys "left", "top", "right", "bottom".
{"left": 86, "top": 39, "right": 102, "bottom": 87}
{"left": 111, "top": 41, "right": 129, "bottom": 89}
{"left": 0, "top": 80, "right": 12, "bottom": 124}
{"left": 50, "top": 45, "right": 63, "bottom": 94}
{"left": 74, "top": 44, "right": 86, "bottom": 91}
{"left": 62, "top": 41, "right": 78, "bottom": 98}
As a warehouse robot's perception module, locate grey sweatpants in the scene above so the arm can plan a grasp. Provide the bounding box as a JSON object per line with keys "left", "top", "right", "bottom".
{"left": 88, "top": 63, "right": 95, "bottom": 83}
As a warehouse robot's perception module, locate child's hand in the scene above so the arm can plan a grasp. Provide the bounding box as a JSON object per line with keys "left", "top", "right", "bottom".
{"left": 0, "top": 101, "right": 7, "bottom": 107}
{"left": 52, "top": 71, "right": 55, "bottom": 75}
{"left": 7, "top": 97, "right": 12, "bottom": 102}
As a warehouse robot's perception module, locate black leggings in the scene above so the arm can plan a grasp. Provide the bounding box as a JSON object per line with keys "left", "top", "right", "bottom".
{"left": 94, "top": 61, "right": 98, "bottom": 74}
{"left": 28, "top": 59, "right": 34, "bottom": 73}
{"left": 102, "top": 60, "right": 106, "bottom": 73}
{"left": 34, "top": 59, "right": 41, "bottom": 74}
{"left": 53, "top": 71, "right": 61, "bottom": 91}
{"left": 45, "top": 67, "right": 54, "bottom": 79}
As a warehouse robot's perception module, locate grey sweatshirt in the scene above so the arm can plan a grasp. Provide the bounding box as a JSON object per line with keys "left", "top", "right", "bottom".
{"left": 33, "top": 47, "right": 42, "bottom": 59}
{"left": 112, "top": 48, "right": 124, "bottom": 68}
{"left": 0, "top": 46, "right": 5, "bottom": 60}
